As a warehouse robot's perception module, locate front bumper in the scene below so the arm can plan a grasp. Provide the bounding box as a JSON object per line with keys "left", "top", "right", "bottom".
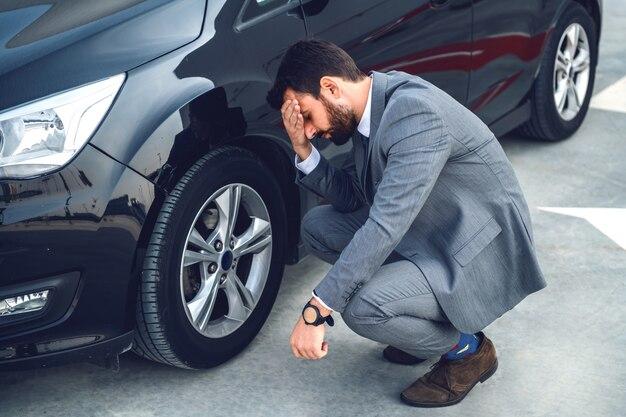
{"left": 0, "top": 144, "right": 158, "bottom": 368}
{"left": 0, "top": 330, "right": 134, "bottom": 370}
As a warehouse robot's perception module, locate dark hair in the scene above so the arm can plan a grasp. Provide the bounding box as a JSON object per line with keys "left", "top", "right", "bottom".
{"left": 266, "top": 39, "right": 366, "bottom": 110}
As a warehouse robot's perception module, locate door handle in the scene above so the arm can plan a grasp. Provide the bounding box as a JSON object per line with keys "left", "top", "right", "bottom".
{"left": 429, "top": 0, "right": 450, "bottom": 8}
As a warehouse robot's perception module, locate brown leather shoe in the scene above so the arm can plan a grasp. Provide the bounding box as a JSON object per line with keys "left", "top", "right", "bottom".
{"left": 382, "top": 345, "right": 426, "bottom": 365}
{"left": 400, "top": 332, "right": 498, "bottom": 407}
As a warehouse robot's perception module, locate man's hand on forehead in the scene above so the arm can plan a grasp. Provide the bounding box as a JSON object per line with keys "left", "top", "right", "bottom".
{"left": 281, "top": 97, "right": 300, "bottom": 114}
{"left": 280, "top": 98, "right": 308, "bottom": 152}
{"left": 281, "top": 99, "right": 302, "bottom": 125}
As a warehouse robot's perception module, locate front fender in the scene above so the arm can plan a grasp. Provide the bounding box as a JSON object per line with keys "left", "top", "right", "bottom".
{"left": 89, "top": 46, "right": 218, "bottom": 177}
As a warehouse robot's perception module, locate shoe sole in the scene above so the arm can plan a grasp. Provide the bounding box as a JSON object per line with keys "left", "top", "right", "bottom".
{"left": 399, "top": 358, "right": 499, "bottom": 408}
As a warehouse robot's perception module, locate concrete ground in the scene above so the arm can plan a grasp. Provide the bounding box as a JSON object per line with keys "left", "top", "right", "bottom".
{"left": 1, "top": 2, "right": 625, "bottom": 416}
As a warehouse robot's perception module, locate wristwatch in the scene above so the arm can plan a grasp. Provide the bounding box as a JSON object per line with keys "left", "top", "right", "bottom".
{"left": 301, "top": 300, "right": 334, "bottom": 326}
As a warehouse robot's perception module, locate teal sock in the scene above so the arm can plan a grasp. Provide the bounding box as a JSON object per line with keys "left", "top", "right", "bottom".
{"left": 444, "top": 333, "right": 480, "bottom": 360}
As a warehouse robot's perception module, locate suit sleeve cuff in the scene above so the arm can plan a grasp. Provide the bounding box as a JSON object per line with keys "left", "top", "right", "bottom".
{"left": 312, "top": 289, "right": 334, "bottom": 312}
{"left": 294, "top": 145, "right": 320, "bottom": 175}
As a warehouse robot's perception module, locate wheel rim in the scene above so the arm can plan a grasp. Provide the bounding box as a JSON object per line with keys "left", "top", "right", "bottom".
{"left": 179, "top": 183, "right": 272, "bottom": 338}
{"left": 553, "top": 22, "right": 591, "bottom": 121}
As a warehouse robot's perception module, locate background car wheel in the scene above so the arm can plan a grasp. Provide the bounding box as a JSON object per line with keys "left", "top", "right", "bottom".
{"left": 132, "top": 146, "right": 287, "bottom": 369}
{"left": 517, "top": 1, "right": 598, "bottom": 141}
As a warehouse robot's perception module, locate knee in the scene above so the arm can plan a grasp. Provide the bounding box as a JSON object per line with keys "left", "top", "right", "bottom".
{"left": 341, "top": 291, "right": 388, "bottom": 331}
{"left": 340, "top": 301, "right": 363, "bottom": 335}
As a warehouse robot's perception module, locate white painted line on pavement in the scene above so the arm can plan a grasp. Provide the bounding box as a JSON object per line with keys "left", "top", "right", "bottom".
{"left": 590, "top": 75, "right": 626, "bottom": 114}
{"left": 538, "top": 207, "right": 626, "bottom": 251}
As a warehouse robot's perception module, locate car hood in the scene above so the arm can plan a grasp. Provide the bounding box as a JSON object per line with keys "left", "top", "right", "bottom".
{"left": 0, "top": 0, "right": 206, "bottom": 111}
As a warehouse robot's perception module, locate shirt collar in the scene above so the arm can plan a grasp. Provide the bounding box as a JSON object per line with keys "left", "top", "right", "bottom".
{"left": 357, "top": 74, "right": 373, "bottom": 138}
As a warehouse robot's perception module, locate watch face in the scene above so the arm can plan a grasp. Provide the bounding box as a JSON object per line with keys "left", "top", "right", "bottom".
{"left": 303, "top": 306, "right": 318, "bottom": 324}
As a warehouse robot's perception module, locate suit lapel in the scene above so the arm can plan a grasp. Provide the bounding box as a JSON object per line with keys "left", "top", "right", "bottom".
{"left": 362, "top": 70, "right": 388, "bottom": 202}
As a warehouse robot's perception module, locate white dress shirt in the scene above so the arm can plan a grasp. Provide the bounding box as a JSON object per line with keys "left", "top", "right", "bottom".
{"left": 295, "top": 75, "right": 373, "bottom": 312}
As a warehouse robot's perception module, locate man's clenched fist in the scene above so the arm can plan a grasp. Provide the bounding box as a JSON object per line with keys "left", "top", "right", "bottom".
{"left": 290, "top": 314, "right": 329, "bottom": 360}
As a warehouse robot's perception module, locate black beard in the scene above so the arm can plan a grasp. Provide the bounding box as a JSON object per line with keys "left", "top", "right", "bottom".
{"left": 319, "top": 95, "right": 358, "bottom": 146}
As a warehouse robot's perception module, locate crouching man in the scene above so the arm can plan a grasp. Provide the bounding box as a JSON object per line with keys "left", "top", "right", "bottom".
{"left": 266, "top": 39, "right": 546, "bottom": 407}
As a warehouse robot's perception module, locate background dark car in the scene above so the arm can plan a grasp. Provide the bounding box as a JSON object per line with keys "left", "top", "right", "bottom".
{"left": 0, "top": 0, "right": 601, "bottom": 370}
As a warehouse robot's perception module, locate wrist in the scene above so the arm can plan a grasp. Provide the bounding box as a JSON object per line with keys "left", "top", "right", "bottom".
{"left": 308, "top": 296, "right": 332, "bottom": 317}
{"left": 294, "top": 143, "right": 312, "bottom": 161}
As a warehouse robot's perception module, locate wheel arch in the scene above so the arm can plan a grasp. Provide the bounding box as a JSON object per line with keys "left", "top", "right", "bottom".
{"left": 554, "top": 0, "right": 602, "bottom": 44}
{"left": 125, "top": 133, "right": 303, "bottom": 332}
{"left": 514, "top": 0, "right": 599, "bottom": 141}
{"left": 126, "top": 92, "right": 303, "bottom": 279}
{"left": 151, "top": 126, "right": 303, "bottom": 268}
{"left": 572, "top": 0, "right": 602, "bottom": 42}
{"left": 533, "top": 0, "right": 601, "bottom": 82}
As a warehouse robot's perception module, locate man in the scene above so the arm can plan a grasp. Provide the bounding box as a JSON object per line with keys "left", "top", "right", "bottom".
{"left": 266, "top": 39, "right": 546, "bottom": 407}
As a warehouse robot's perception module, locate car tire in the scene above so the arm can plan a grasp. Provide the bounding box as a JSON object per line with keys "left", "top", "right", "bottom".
{"left": 132, "top": 145, "right": 287, "bottom": 369}
{"left": 517, "top": 1, "right": 598, "bottom": 141}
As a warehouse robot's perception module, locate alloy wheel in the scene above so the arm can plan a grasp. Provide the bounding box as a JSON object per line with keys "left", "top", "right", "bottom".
{"left": 179, "top": 183, "right": 272, "bottom": 338}
{"left": 553, "top": 22, "right": 591, "bottom": 121}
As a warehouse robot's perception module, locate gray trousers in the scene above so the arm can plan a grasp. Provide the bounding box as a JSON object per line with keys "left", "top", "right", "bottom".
{"left": 301, "top": 204, "right": 460, "bottom": 358}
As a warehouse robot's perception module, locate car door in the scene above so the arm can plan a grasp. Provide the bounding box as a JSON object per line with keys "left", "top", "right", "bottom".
{"left": 298, "top": 0, "right": 473, "bottom": 194}
{"left": 177, "top": 0, "right": 308, "bottom": 125}
{"left": 222, "top": 0, "right": 308, "bottom": 116}
{"left": 299, "top": 0, "right": 473, "bottom": 103}
{"left": 468, "top": 0, "right": 547, "bottom": 125}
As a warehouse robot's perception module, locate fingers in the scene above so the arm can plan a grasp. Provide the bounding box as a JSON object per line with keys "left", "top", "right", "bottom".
{"left": 307, "top": 344, "right": 327, "bottom": 359}
{"left": 280, "top": 99, "right": 294, "bottom": 118}
{"left": 286, "top": 101, "right": 296, "bottom": 123}
{"left": 295, "top": 342, "right": 313, "bottom": 360}
{"left": 290, "top": 328, "right": 308, "bottom": 359}
{"left": 296, "top": 113, "right": 303, "bottom": 132}
{"left": 301, "top": 348, "right": 315, "bottom": 360}
{"left": 320, "top": 341, "right": 328, "bottom": 358}
{"left": 292, "top": 104, "right": 301, "bottom": 123}
{"left": 291, "top": 342, "right": 326, "bottom": 360}
{"left": 281, "top": 99, "right": 301, "bottom": 128}
{"left": 281, "top": 99, "right": 292, "bottom": 120}
{"left": 300, "top": 348, "right": 313, "bottom": 360}
{"left": 280, "top": 99, "right": 290, "bottom": 114}
{"left": 291, "top": 342, "right": 300, "bottom": 359}
{"left": 288, "top": 103, "right": 300, "bottom": 128}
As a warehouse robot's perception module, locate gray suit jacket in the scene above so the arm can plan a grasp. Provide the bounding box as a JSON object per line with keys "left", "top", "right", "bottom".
{"left": 295, "top": 70, "right": 546, "bottom": 333}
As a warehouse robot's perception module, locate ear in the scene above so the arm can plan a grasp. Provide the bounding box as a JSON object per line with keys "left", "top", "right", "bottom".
{"left": 320, "top": 76, "right": 340, "bottom": 99}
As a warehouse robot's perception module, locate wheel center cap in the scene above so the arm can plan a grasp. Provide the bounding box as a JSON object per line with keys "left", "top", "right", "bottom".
{"left": 221, "top": 250, "right": 233, "bottom": 270}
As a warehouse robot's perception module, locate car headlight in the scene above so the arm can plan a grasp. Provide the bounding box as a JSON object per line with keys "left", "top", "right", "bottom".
{"left": 0, "top": 74, "right": 125, "bottom": 179}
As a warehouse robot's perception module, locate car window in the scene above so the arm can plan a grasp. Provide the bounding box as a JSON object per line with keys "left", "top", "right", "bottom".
{"left": 256, "top": 0, "right": 283, "bottom": 5}
{"left": 238, "top": 0, "right": 299, "bottom": 28}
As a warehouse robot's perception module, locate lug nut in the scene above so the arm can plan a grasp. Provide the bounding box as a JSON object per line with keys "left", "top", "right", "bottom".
{"left": 208, "top": 263, "right": 217, "bottom": 273}
{"left": 214, "top": 240, "right": 223, "bottom": 251}
{"left": 220, "top": 273, "right": 227, "bottom": 284}
{"left": 229, "top": 240, "right": 235, "bottom": 249}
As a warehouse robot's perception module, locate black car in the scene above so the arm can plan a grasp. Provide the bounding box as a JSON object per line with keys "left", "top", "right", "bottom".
{"left": 0, "top": 0, "right": 601, "bottom": 369}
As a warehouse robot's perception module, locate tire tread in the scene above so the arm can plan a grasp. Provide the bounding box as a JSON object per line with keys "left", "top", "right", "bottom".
{"left": 516, "top": 1, "right": 596, "bottom": 141}
{"left": 132, "top": 146, "right": 268, "bottom": 369}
